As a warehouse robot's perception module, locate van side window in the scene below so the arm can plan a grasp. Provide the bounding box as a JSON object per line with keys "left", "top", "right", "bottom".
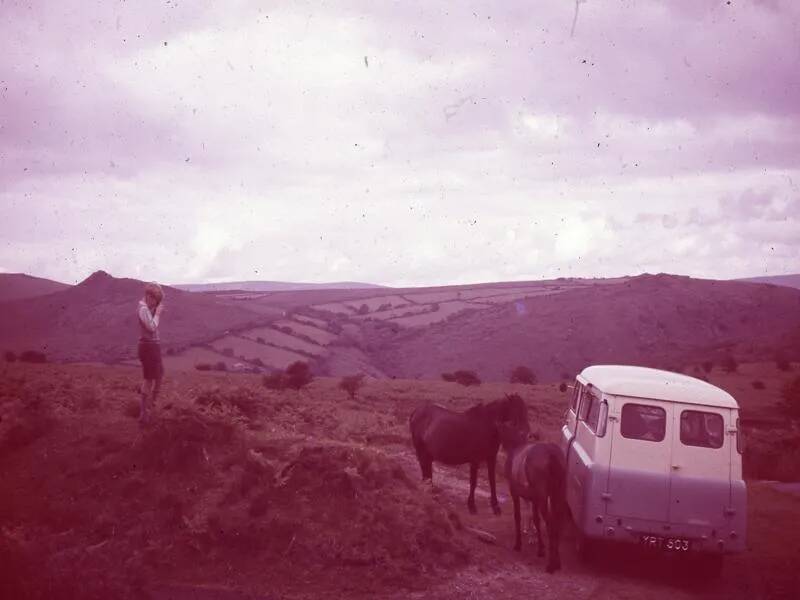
{"left": 680, "top": 410, "right": 724, "bottom": 449}
{"left": 570, "top": 383, "right": 582, "bottom": 413}
{"left": 587, "top": 394, "right": 602, "bottom": 432}
{"left": 578, "top": 388, "right": 593, "bottom": 421}
{"left": 620, "top": 404, "right": 666, "bottom": 442}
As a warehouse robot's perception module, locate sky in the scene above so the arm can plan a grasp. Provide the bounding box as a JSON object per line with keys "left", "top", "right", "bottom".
{"left": 1, "top": 0, "right": 799, "bottom": 287}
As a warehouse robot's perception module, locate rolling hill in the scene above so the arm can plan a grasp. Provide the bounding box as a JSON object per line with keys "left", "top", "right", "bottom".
{"left": 738, "top": 273, "right": 800, "bottom": 289}
{"left": 0, "top": 273, "right": 70, "bottom": 302}
{"left": 0, "top": 271, "right": 276, "bottom": 363}
{"left": 2, "top": 271, "right": 799, "bottom": 382}
{"left": 174, "top": 280, "right": 385, "bottom": 292}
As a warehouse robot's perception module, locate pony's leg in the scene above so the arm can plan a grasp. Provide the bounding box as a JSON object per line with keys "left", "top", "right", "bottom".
{"left": 467, "top": 462, "right": 478, "bottom": 514}
{"left": 412, "top": 439, "right": 433, "bottom": 481}
{"left": 512, "top": 494, "right": 522, "bottom": 552}
{"left": 545, "top": 496, "right": 563, "bottom": 574}
{"left": 487, "top": 456, "right": 501, "bottom": 515}
{"left": 531, "top": 499, "right": 545, "bottom": 558}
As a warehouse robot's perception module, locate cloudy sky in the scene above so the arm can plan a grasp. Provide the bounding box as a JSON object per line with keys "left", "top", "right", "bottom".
{"left": 1, "top": 0, "right": 798, "bottom": 286}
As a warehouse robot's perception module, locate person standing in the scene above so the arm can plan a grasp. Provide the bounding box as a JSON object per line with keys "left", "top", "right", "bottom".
{"left": 137, "top": 282, "right": 164, "bottom": 425}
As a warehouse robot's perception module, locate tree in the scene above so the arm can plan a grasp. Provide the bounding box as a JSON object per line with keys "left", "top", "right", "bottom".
{"left": 510, "top": 366, "right": 537, "bottom": 385}
{"left": 559, "top": 382, "right": 568, "bottom": 393}
{"left": 357, "top": 303, "right": 369, "bottom": 315}
{"left": 339, "top": 374, "right": 366, "bottom": 399}
{"left": 284, "top": 361, "right": 314, "bottom": 390}
{"left": 701, "top": 361, "right": 714, "bottom": 374}
{"left": 453, "top": 370, "right": 481, "bottom": 386}
{"left": 195, "top": 363, "right": 212, "bottom": 371}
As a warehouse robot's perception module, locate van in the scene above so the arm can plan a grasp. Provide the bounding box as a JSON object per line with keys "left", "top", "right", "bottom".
{"left": 560, "top": 365, "right": 746, "bottom": 571}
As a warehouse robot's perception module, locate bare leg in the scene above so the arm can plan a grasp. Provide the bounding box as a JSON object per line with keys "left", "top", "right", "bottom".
{"left": 513, "top": 494, "right": 522, "bottom": 552}
{"left": 139, "top": 379, "right": 153, "bottom": 424}
{"left": 152, "top": 377, "right": 162, "bottom": 407}
{"left": 468, "top": 462, "right": 478, "bottom": 514}
{"left": 487, "top": 456, "right": 501, "bottom": 515}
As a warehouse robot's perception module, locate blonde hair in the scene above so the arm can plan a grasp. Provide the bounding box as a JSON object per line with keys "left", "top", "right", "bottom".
{"left": 144, "top": 282, "right": 164, "bottom": 303}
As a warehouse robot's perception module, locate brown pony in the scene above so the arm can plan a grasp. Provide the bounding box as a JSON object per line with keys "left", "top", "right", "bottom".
{"left": 409, "top": 394, "right": 529, "bottom": 515}
{"left": 498, "top": 423, "right": 566, "bottom": 573}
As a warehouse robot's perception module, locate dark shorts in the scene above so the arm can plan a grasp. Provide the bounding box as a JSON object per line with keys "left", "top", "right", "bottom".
{"left": 138, "top": 341, "right": 164, "bottom": 380}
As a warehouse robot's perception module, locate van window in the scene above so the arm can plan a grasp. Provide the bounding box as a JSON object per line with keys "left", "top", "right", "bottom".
{"left": 578, "top": 388, "right": 593, "bottom": 421}
{"left": 570, "top": 383, "right": 582, "bottom": 413}
{"left": 587, "top": 395, "right": 604, "bottom": 433}
{"left": 620, "top": 404, "right": 666, "bottom": 442}
{"left": 680, "top": 410, "right": 724, "bottom": 449}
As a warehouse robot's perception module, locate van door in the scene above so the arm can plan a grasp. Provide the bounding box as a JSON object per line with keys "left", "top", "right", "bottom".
{"left": 668, "top": 405, "right": 730, "bottom": 528}
{"left": 606, "top": 399, "right": 672, "bottom": 523}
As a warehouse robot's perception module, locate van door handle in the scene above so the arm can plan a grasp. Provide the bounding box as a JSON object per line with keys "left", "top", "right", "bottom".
{"left": 671, "top": 465, "right": 681, "bottom": 470}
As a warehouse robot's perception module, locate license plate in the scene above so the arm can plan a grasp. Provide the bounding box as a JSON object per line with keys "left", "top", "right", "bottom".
{"left": 639, "top": 534, "right": 691, "bottom": 552}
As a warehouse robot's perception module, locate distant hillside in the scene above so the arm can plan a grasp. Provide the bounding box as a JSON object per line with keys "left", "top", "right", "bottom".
{"left": 372, "top": 274, "right": 800, "bottom": 381}
{"left": 0, "top": 271, "right": 274, "bottom": 362}
{"left": 0, "top": 273, "right": 70, "bottom": 302}
{"left": 174, "top": 280, "right": 385, "bottom": 293}
{"left": 738, "top": 274, "right": 800, "bottom": 290}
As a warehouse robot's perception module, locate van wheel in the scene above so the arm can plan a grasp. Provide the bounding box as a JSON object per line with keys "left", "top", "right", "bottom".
{"left": 575, "top": 532, "right": 597, "bottom": 563}
{"left": 701, "top": 554, "right": 724, "bottom": 578}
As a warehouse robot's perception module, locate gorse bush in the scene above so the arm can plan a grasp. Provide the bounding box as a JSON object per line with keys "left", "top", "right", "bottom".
{"left": 781, "top": 375, "right": 800, "bottom": 417}
{"left": 339, "top": 374, "right": 366, "bottom": 399}
{"left": 510, "top": 365, "right": 537, "bottom": 385}
{"left": 262, "top": 361, "right": 314, "bottom": 391}
{"left": 19, "top": 350, "right": 46, "bottom": 363}
{"left": 721, "top": 355, "right": 738, "bottom": 373}
{"left": 441, "top": 370, "right": 481, "bottom": 386}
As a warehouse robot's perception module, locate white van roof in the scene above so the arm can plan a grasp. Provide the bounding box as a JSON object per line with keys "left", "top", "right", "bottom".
{"left": 579, "top": 365, "right": 739, "bottom": 409}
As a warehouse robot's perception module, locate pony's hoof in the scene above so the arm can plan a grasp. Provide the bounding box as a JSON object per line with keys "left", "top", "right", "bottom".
{"left": 492, "top": 504, "right": 501, "bottom": 516}
{"left": 545, "top": 562, "right": 561, "bottom": 574}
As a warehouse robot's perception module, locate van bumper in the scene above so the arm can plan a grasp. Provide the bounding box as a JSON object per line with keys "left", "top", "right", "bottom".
{"left": 579, "top": 514, "right": 746, "bottom": 554}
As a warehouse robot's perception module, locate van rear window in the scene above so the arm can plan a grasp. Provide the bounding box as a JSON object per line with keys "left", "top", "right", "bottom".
{"left": 680, "top": 410, "right": 724, "bottom": 449}
{"left": 620, "top": 404, "right": 666, "bottom": 442}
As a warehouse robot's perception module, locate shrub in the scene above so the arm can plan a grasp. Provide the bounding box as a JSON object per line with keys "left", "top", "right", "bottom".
{"left": 221, "top": 347, "right": 234, "bottom": 357}
{"left": 256, "top": 337, "right": 266, "bottom": 344}
{"left": 775, "top": 353, "right": 791, "bottom": 372}
{"left": 19, "top": 350, "right": 46, "bottom": 363}
{"left": 339, "top": 374, "right": 366, "bottom": 399}
{"left": 559, "top": 382, "right": 568, "bottom": 393}
{"left": 751, "top": 380, "right": 766, "bottom": 390}
{"left": 262, "top": 372, "right": 285, "bottom": 390}
{"left": 448, "top": 370, "right": 481, "bottom": 387}
{"left": 284, "top": 361, "right": 313, "bottom": 390}
{"left": 4, "top": 351, "right": 16, "bottom": 362}
{"left": 250, "top": 357, "right": 265, "bottom": 367}
{"left": 701, "top": 360, "right": 713, "bottom": 373}
{"left": 441, "top": 372, "right": 456, "bottom": 383}
{"left": 357, "top": 304, "right": 369, "bottom": 315}
{"left": 510, "top": 366, "right": 537, "bottom": 385}
{"left": 214, "top": 361, "right": 227, "bottom": 371}
{"left": 721, "top": 355, "right": 738, "bottom": 373}
{"left": 781, "top": 375, "right": 800, "bottom": 417}
{"left": 195, "top": 363, "right": 212, "bottom": 371}
{"left": 377, "top": 303, "right": 392, "bottom": 312}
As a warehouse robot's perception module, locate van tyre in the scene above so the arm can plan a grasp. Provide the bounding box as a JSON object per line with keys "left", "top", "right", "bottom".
{"left": 575, "top": 532, "right": 597, "bottom": 563}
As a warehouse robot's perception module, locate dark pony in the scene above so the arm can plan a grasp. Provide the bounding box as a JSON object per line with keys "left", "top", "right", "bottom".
{"left": 409, "top": 394, "right": 529, "bottom": 515}
{"left": 498, "top": 423, "right": 566, "bottom": 573}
